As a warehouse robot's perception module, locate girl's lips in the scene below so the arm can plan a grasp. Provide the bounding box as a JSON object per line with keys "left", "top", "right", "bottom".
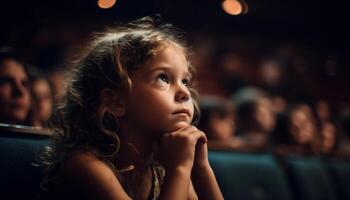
{"left": 172, "top": 109, "right": 191, "bottom": 117}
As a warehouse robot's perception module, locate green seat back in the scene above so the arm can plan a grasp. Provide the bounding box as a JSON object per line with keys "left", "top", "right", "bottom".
{"left": 209, "top": 151, "right": 293, "bottom": 200}
{"left": 284, "top": 155, "right": 338, "bottom": 200}
{"left": 0, "top": 126, "right": 50, "bottom": 200}
{"left": 327, "top": 159, "right": 350, "bottom": 200}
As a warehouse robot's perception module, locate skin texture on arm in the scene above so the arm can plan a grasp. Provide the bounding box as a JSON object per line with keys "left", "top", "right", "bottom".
{"left": 188, "top": 181, "right": 199, "bottom": 200}
{"left": 63, "top": 152, "right": 132, "bottom": 200}
{"left": 158, "top": 166, "right": 191, "bottom": 200}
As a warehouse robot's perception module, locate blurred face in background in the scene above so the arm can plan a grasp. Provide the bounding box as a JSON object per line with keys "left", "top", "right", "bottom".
{"left": 209, "top": 111, "right": 235, "bottom": 140}
{"left": 254, "top": 97, "right": 276, "bottom": 133}
{"left": 32, "top": 78, "right": 53, "bottom": 123}
{"left": 321, "top": 122, "right": 336, "bottom": 154}
{"left": 260, "top": 59, "right": 283, "bottom": 88}
{"left": 270, "top": 95, "right": 287, "bottom": 114}
{"left": 49, "top": 70, "right": 66, "bottom": 101}
{"left": 0, "top": 59, "right": 31, "bottom": 124}
{"left": 289, "top": 105, "right": 316, "bottom": 145}
{"left": 316, "top": 100, "right": 331, "bottom": 122}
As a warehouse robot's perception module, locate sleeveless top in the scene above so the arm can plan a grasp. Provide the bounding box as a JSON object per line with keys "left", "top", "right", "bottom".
{"left": 117, "top": 160, "right": 165, "bottom": 200}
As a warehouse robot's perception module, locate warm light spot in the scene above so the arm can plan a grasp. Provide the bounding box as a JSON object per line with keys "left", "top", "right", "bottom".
{"left": 222, "top": 0, "right": 243, "bottom": 15}
{"left": 98, "top": 0, "right": 116, "bottom": 9}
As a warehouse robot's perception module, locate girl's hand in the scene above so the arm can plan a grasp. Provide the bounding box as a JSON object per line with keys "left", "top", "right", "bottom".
{"left": 158, "top": 126, "right": 208, "bottom": 171}
{"left": 193, "top": 128, "right": 210, "bottom": 170}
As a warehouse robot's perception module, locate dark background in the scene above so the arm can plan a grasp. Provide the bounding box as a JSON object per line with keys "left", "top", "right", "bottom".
{"left": 0, "top": 0, "right": 349, "bottom": 108}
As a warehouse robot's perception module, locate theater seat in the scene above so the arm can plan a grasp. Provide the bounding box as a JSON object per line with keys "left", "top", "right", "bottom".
{"left": 0, "top": 123, "right": 51, "bottom": 200}
{"left": 327, "top": 159, "right": 350, "bottom": 200}
{"left": 208, "top": 150, "right": 293, "bottom": 200}
{"left": 284, "top": 155, "right": 338, "bottom": 200}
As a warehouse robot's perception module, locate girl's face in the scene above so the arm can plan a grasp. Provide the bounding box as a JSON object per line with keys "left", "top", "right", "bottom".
{"left": 124, "top": 43, "right": 194, "bottom": 135}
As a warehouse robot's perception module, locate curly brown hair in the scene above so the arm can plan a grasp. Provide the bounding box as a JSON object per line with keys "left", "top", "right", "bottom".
{"left": 39, "top": 16, "right": 200, "bottom": 192}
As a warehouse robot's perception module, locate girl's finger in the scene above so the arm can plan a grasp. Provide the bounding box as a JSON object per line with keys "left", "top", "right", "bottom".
{"left": 188, "top": 130, "right": 207, "bottom": 144}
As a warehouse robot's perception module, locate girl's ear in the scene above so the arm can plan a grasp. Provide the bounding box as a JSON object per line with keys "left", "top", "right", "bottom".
{"left": 99, "top": 88, "right": 126, "bottom": 117}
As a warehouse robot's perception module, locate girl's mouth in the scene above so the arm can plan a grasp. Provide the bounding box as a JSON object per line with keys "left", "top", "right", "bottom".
{"left": 172, "top": 109, "right": 191, "bottom": 117}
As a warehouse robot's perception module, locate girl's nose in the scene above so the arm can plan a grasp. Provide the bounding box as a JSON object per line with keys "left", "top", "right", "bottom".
{"left": 175, "top": 83, "right": 190, "bottom": 103}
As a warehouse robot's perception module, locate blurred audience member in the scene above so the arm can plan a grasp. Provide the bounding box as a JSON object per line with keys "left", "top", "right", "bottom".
{"left": 336, "top": 108, "right": 350, "bottom": 159}
{"left": 320, "top": 121, "right": 337, "bottom": 155}
{"left": 271, "top": 103, "right": 321, "bottom": 156}
{"left": 259, "top": 58, "right": 286, "bottom": 94}
{"left": 198, "top": 96, "right": 243, "bottom": 150}
{"left": 0, "top": 47, "right": 31, "bottom": 125}
{"left": 30, "top": 73, "right": 54, "bottom": 127}
{"left": 270, "top": 94, "right": 288, "bottom": 114}
{"left": 232, "top": 87, "right": 276, "bottom": 151}
{"left": 314, "top": 100, "right": 337, "bottom": 155}
{"left": 48, "top": 68, "right": 66, "bottom": 101}
{"left": 316, "top": 100, "right": 331, "bottom": 123}
{"left": 219, "top": 51, "right": 247, "bottom": 95}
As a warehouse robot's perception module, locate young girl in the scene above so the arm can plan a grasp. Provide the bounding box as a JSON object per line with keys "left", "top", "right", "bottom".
{"left": 40, "top": 16, "right": 224, "bottom": 200}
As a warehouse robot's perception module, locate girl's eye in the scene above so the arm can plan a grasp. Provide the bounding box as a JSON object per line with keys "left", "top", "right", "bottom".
{"left": 157, "top": 73, "right": 169, "bottom": 84}
{"left": 182, "top": 78, "right": 190, "bottom": 86}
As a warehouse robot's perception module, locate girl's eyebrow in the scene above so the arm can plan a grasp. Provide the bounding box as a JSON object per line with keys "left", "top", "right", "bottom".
{"left": 148, "top": 65, "right": 191, "bottom": 77}
{"left": 148, "top": 65, "right": 172, "bottom": 73}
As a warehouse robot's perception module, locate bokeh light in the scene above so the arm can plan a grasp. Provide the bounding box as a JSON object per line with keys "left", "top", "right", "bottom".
{"left": 97, "top": 0, "right": 116, "bottom": 9}
{"left": 222, "top": 0, "right": 243, "bottom": 16}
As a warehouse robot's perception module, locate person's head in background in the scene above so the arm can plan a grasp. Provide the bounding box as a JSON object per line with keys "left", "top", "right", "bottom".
{"left": 313, "top": 100, "right": 337, "bottom": 155}
{"left": 0, "top": 47, "right": 31, "bottom": 125}
{"left": 48, "top": 69, "right": 67, "bottom": 101}
{"left": 233, "top": 88, "right": 275, "bottom": 136}
{"left": 198, "top": 97, "right": 235, "bottom": 140}
{"left": 272, "top": 103, "right": 320, "bottom": 155}
{"left": 259, "top": 58, "right": 285, "bottom": 91}
{"left": 320, "top": 121, "right": 337, "bottom": 155}
{"left": 29, "top": 69, "right": 54, "bottom": 127}
{"left": 315, "top": 100, "right": 331, "bottom": 123}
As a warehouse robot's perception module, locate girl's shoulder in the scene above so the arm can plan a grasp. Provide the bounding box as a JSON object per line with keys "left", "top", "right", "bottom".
{"left": 61, "top": 151, "right": 132, "bottom": 200}
{"left": 63, "top": 151, "right": 107, "bottom": 176}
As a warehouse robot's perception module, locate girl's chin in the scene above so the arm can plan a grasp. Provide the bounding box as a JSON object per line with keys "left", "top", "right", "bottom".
{"left": 166, "top": 121, "right": 191, "bottom": 132}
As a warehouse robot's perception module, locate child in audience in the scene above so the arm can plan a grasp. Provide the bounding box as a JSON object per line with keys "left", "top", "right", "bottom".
{"left": 40, "top": 16, "right": 223, "bottom": 200}
{"left": 198, "top": 96, "right": 243, "bottom": 150}
{"left": 232, "top": 88, "right": 276, "bottom": 151}
{"left": 271, "top": 103, "right": 321, "bottom": 155}
{"left": 30, "top": 75, "right": 54, "bottom": 127}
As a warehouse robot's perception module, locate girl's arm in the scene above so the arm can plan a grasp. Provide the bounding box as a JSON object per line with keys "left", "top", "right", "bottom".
{"left": 191, "top": 129, "right": 224, "bottom": 200}
{"left": 158, "top": 166, "right": 191, "bottom": 200}
{"left": 191, "top": 163, "right": 224, "bottom": 200}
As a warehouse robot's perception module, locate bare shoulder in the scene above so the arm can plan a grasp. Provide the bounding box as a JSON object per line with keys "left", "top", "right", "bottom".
{"left": 63, "top": 151, "right": 131, "bottom": 200}
{"left": 64, "top": 151, "right": 112, "bottom": 179}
